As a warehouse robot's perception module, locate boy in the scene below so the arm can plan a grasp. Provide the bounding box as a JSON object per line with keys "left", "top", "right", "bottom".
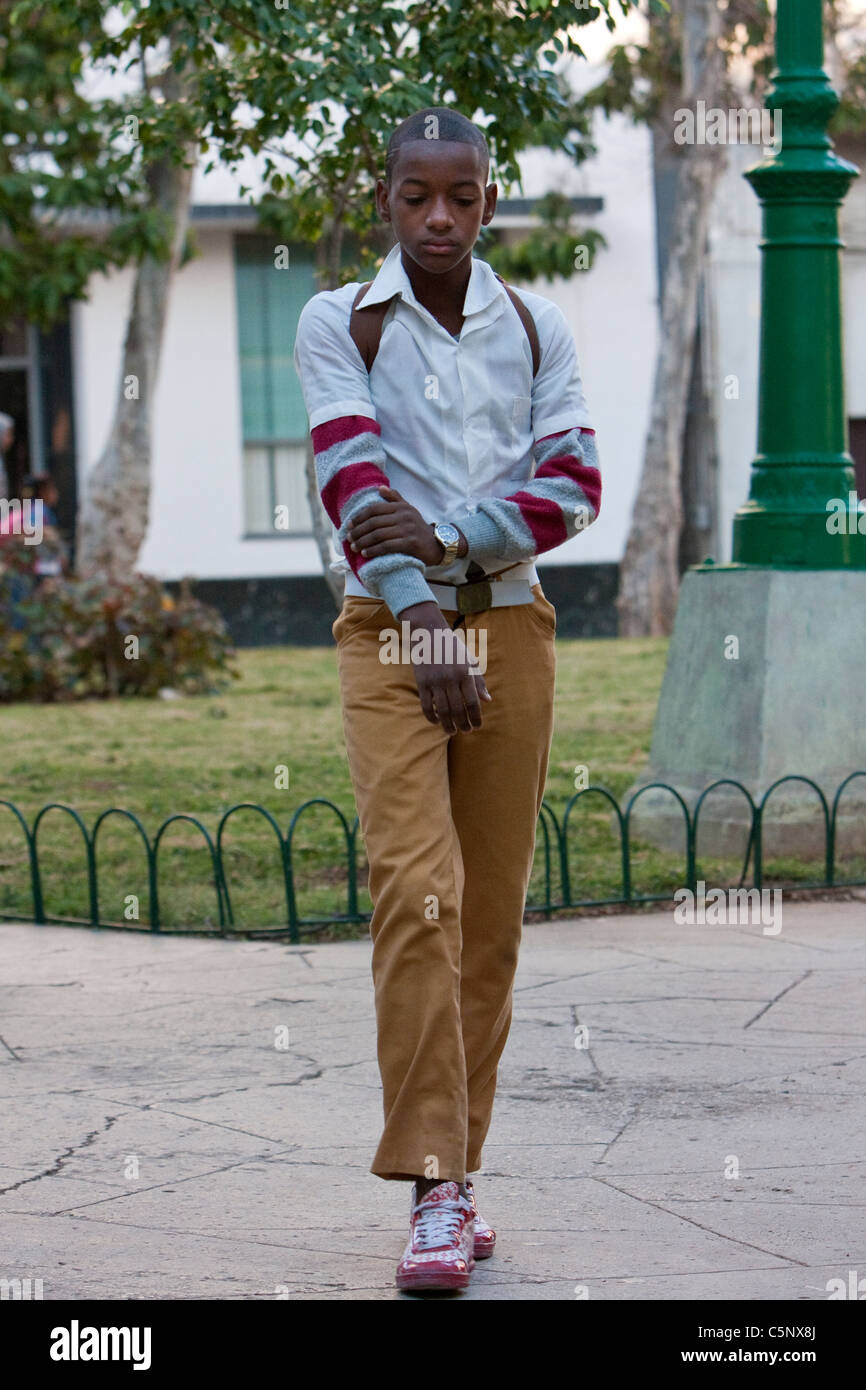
{"left": 294, "top": 107, "right": 601, "bottom": 1293}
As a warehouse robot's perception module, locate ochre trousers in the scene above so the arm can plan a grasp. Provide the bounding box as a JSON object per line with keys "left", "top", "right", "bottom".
{"left": 332, "top": 583, "right": 556, "bottom": 1182}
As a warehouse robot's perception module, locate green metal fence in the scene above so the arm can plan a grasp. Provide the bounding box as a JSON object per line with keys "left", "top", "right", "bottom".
{"left": 1, "top": 773, "right": 864, "bottom": 942}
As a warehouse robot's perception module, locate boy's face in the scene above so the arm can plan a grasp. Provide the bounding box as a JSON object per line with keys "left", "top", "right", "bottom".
{"left": 376, "top": 140, "right": 497, "bottom": 274}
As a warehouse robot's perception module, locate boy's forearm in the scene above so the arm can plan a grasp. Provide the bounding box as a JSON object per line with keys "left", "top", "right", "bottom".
{"left": 399, "top": 599, "right": 449, "bottom": 628}
{"left": 459, "top": 427, "right": 602, "bottom": 568}
{"left": 310, "top": 414, "right": 439, "bottom": 612}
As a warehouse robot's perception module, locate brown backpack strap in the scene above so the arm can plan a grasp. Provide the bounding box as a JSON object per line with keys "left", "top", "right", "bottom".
{"left": 349, "top": 282, "right": 395, "bottom": 372}
{"left": 349, "top": 275, "right": 541, "bottom": 378}
{"left": 494, "top": 274, "right": 541, "bottom": 378}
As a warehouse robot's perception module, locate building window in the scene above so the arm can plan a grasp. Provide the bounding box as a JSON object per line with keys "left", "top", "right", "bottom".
{"left": 234, "top": 237, "right": 319, "bottom": 537}
{"left": 243, "top": 441, "right": 311, "bottom": 534}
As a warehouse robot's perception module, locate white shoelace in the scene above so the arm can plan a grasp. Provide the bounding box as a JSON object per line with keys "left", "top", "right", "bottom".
{"left": 413, "top": 1201, "right": 467, "bottom": 1251}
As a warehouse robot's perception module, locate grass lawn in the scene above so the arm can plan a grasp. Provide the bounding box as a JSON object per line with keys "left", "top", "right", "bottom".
{"left": 0, "top": 637, "right": 854, "bottom": 935}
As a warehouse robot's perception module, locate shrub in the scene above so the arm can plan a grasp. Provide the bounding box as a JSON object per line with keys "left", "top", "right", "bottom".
{"left": 0, "top": 540, "right": 237, "bottom": 701}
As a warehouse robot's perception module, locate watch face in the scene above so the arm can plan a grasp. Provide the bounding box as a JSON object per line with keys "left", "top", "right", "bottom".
{"left": 436, "top": 524, "right": 460, "bottom": 546}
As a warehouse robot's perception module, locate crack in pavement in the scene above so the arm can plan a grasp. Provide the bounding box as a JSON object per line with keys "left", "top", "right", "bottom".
{"left": 744, "top": 971, "right": 813, "bottom": 1030}
{"left": 658, "top": 1197, "right": 866, "bottom": 1210}
{"left": 151, "top": 1061, "right": 325, "bottom": 1106}
{"left": 268, "top": 1071, "right": 323, "bottom": 1087}
{"left": 591, "top": 1175, "right": 809, "bottom": 1266}
{"left": 0, "top": 1113, "right": 123, "bottom": 1196}
{"left": 595, "top": 1158, "right": 864, "bottom": 1178}
{"left": 0, "top": 981, "right": 84, "bottom": 990}
{"left": 595, "top": 1105, "right": 642, "bottom": 1166}
{"left": 742, "top": 1026, "right": 866, "bottom": 1041}
{"left": 571, "top": 1028, "right": 805, "bottom": 1051}
{"left": 40, "top": 1208, "right": 403, "bottom": 1263}
{"left": 513, "top": 963, "right": 643, "bottom": 995}
{"left": 599, "top": 945, "right": 718, "bottom": 972}
{"left": 83, "top": 1096, "right": 303, "bottom": 1148}
{"left": 43, "top": 1149, "right": 297, "bottom": 1216}
{"left": 712, "top": 1049, "right": 866, "bottom": 1091}
{"left": 572, "top": 996, "right": 765, "bottom": 1007}
{"left": 570, "top": 1005, "right": 604, "bottom": 1081}
{"left": 10, "top": 1205, "right": 824, "bottom": 1291}
{"left": 286, "top": 952, "right": 316, "bottom": 969}
{"left": 0, "top": 1033, "right": 22, "bottom": 1061}
{"left": 722, "top": 933, "right": 838, "bottom": 956}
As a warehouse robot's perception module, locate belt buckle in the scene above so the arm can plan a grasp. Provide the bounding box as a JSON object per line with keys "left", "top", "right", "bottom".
{"left": 456, "top": 579, "right": 493, "bottom": 615}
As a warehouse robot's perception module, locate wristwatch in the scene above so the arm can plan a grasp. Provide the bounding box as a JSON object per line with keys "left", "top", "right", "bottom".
{"left": 432, "top": 521, "right": 461, "bottom": 566}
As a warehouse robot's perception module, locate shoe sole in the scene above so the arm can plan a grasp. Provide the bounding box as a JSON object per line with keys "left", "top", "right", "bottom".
{"left": 473, "top": 1238, "right": 495, "bottom": 1259}
{"left": 396, "top": 1260, "right": 475, "bottom": 1292}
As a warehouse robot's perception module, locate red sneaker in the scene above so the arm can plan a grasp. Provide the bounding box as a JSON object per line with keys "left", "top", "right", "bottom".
{"left": 396, "top": 1182, "right": 475, "bottom": 1292}
{"left": 465, "top": 1179, "right": 496, "bottom": 1259}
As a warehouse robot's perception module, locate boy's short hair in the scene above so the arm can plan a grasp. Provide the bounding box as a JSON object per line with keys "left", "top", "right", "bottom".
{"left": 385, "top": 107, "right": 490, "bottom": 186}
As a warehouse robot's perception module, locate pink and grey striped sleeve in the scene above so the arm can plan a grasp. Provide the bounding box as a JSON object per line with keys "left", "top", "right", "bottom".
{"left": 295, "top": 291, "right": 437, "bottom": 616}
{"left": 458, "top": 296, "right": 601, "bottom": 566}
{"left": 457, "top": 425, "right": 602, "bottom": 566}
{"left": 310, "top": 414, "right": 437, "bottom": 613}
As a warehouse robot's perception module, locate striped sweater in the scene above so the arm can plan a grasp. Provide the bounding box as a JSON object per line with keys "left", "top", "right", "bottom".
{"left": 312, "top": 414, "right": 602, "bottom": 617}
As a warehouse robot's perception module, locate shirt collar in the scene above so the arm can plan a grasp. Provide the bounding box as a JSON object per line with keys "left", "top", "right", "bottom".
{"left": 358, "top": 242, "right": 507, "bottom": 318}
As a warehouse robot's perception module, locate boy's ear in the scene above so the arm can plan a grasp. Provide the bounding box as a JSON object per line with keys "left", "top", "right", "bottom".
{"left": 375, "top": 178, "right": 391, "bottom": 222}
{"left": 481, "top": 183, "right": 498, "bottom": 226}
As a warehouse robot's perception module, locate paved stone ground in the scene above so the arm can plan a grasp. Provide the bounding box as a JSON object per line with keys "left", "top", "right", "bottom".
{"left": 1, "top": 900, "right": 865, "bottom": 1301}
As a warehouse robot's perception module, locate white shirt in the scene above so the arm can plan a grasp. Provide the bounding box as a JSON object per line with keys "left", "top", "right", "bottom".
{"left": 294, "top": 242, "right": 593, "bottom": 593}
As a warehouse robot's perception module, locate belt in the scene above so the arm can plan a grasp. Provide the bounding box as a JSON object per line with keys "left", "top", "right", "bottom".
{"left": 431, "top": 558, "right": 536, "bottom": 614}
{"left": 344, "top": 559, "right": 537, "bottom": 609}
{"left": 428, "top": 577, "right": 533, "bottom": 610}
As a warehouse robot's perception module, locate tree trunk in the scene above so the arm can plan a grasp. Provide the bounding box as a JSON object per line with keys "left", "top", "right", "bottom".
{"left": 77, "top": 62, "right": 196, "bottom": 578}
{"left": 616, "top": 0, "right": 724, "bottom": 636}
{"left": 679, "top": 294, "right": 720, "bottom": 571}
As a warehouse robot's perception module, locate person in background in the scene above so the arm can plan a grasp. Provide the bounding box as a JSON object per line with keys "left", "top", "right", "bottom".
{"left": 30, "top": 474, "right": 59, "bottom": 528}
{"left": 0, "top": 412, "right": 14, "bottom": 498}
{"left": 28, "top": 474, "right": 67, "bottom": 578}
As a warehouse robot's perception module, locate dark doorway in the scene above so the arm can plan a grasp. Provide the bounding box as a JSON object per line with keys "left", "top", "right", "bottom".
{"left": 0, "top": 311, "right": 77, "bottom": 558}
{"left": 0, "top": 367, "right": 31, "bottom": 496}
{"left": 848, "top": 418, "right": 866, "bottom": 499}
{"left": 37, "top": 317, "right": 78, "bottom": 556}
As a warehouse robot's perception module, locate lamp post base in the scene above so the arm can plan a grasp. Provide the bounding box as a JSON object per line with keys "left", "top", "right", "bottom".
{"left": 627, "top": 566, "right": 866, "bottom": 861}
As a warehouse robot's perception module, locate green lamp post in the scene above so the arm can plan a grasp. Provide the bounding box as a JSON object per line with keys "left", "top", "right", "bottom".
{"left": 732, "top": 0, "right": 863, "bottom": 567}
{"left": 627, "top": 0, "right": 866, "bottom": 863}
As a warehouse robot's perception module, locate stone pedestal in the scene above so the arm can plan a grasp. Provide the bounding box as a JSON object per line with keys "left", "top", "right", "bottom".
{"left": 628, "top": 567, "right": 866, "bottom": 861}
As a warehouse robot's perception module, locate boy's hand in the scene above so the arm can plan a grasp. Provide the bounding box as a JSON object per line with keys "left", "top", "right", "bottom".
{"left": 398, "top": 601, "right": 492, "bottom": 733}
{"left": 347, "top": 487, "right": 465, "bottom": 565}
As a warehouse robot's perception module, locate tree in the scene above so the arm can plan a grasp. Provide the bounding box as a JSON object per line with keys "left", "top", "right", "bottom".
{"left": 6, "top": 0, "right": 632, "bottom": 587}
{"left": 4, "top": 0, "right": 309, "bottom": 577}
{"left": 586, "top": 0, "right": 776, "bottom": 634}
{"left": 69, "top": 2, "right": 303, "bottom": 577}
{"left": 481, "top": 190, "right": 607, "bottom": 281}
{"left": 617, "top": 0, "right": 725, "bottom": 635}
{"left": 75, "top": 30, "right": 198, "bottom": 577}
{"left": 826, "top": 0, "right": 866, "bottom": 140}
{"left": 0, "top": 0, "right": 158, "bottom": 327}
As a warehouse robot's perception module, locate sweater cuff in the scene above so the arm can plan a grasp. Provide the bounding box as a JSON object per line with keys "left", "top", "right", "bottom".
{"left": 458, "top": 509, "right": 506, "bottom": 568}
{"left": 376, "top": 566, "right": 438, "bottom": 618}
